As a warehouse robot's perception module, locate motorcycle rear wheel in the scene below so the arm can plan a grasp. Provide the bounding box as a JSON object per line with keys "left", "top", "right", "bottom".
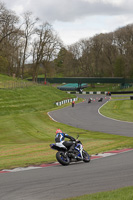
{"left": 56, "top": 151, "right": 70, "bottom": 166}
{"left": 82, "top": 150, "right": 90, "bottom": 162}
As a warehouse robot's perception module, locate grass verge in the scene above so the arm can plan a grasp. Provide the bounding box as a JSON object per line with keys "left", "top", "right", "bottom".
{"left": 0, "top": 75, "right": 133, "bottom": 170}
{"left": 84, "top": 83, "right": 133, "bottom": 92}
{"left": 100, "top": 99, "right": 133, "bottom": 122}
{"left": 64, "top": 186, "right": 133, "bottom": 200}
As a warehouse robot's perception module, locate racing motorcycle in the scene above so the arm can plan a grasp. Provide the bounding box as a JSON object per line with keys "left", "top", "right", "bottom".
{"left": 50, "top": 135, "right": 90, "bottom": 166}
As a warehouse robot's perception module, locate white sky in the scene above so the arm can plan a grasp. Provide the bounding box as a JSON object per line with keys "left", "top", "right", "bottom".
{"left": 2, "top": 0, "right": 133, "bottom": 45}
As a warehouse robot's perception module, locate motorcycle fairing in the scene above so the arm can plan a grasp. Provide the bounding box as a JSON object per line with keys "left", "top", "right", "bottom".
{"left": 50, "top": 143, "right": 67, "bottom": 151}
{"left": 75, "top": 143, "right": 83, "bottom": 158}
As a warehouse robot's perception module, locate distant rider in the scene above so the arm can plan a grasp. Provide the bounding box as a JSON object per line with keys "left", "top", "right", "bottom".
{"left": 55, "top": 129, "right": 76, "bottom": 153}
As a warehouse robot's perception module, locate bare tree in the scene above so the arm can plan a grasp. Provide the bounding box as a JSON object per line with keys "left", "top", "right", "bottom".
{"left": 0, "top": 3, "right": 19, "bottom": 44}
{"left": 100, "top": 33, "right": 118, "bottom": 77}
{"left": 0, "top": 2, "right": 20, "bottom": 75}
{"left": 31, "top": 22, "right": 61, "bottom": 81}
{"left": 21, "top": 11, "right": 39, "bottom": 78}
{"left": 67, "top": 42, "right": 81, "bottom": 76}
{"left": 77, "top": 39, "right": 94, "bottom": 77}
{"left": 114, "top": 24, "right": 133, "bottom": 77}
{"left": 89, "top": 34, "right": 105, "bottom": 76}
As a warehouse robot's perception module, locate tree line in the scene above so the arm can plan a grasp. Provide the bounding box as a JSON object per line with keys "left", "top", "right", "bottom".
{"left": 56, "top": 24, "right": 133, "bottom": 78}
{"left": 0, "top": 2, "right": 133, "bottom": 80}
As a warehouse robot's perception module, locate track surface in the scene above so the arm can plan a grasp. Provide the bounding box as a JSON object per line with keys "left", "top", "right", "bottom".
{"left": 49, "top": 94, "right": 133, "bottom": 137}
{"left": 0, "top": 151, "right": 133, "bottom": 200}
{"left": 0, "top": 94, "right": 133, "bottom": 200}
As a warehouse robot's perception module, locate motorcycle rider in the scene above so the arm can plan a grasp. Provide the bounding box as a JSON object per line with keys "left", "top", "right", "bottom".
{"left": 55, "top": 129, "right": 76, "bottom": 153}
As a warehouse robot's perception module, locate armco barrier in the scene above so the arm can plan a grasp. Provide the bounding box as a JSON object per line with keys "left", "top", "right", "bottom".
{"left": 67, "top": 91, "right": 107, "bottom": 94}
{"left": 111, "top": 91, "right": 133, "bottom": 94}
{"left": 55, "top": 97, "right": 78, "bottom": 106}
{"left": 67, "top": 91, "right": 133, "bottom": 95}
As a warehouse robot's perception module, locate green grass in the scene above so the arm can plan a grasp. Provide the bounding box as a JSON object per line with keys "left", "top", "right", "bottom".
{"left": 1, "top": 109, "right": 132, "bottom": 169}
{"left": 100, "top": 99, "right": 133, "bottom": 122}
{"left": 84, "top": 83, "right": 133, "bottom": 92}
{"left": 64, "top": 186, "right": 133, "bottom": 200}
{"left": 0, "top": 74, "right": 35, "bottom": 89}
{"left": 111, "top": 96, "right": 130, "bottom": 99}
{"left": 0, "top": 84, "right": 76, "bottom": 115}
{"left": 84, "top": 83, "right": 119, "bottom": 92}
{"left": 0, "top": 74, "right": 15, "bottom": 81}
{"left": 0, "top": 75, "right": 133, "bottom": 170}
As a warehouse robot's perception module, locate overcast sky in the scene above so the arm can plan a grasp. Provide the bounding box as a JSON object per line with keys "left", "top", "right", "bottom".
{"left": 2, "top": 0, "right": 133, "bottom": 45}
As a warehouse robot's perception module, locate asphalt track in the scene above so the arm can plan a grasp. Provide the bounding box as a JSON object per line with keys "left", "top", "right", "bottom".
{"left": 49, "top": 94, "right": 133, "bottom": 137}
{"left": 0, "top": 94, "right": 133, "bottom": 200}
{"left": 0, "top": 151, "right": 133, "bottom": 200}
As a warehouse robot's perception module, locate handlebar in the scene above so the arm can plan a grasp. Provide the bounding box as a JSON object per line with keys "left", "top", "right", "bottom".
{"left": 76, "top": 134, "right": 79, "bottom": 139}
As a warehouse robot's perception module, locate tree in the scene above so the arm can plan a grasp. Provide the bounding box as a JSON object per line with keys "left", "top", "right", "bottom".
{"left": 31, "top": 22, "right": 61, "bottom": 81}
{"left": 0, "top": 2, "right": 20, "bottom": 75}
{"left": 54, "top": 47, "right": 67, "bottom": 76}
{"left": 21, "top": 12, "right": 39, "bottom": 78}
{"left": 0, "top": 2, "right": 19, "bottom": 44}
{"left": 100, "top": 33, "right": 118, "bottom": 77}
{"left": 77, "top": 39, "right": 94, "bottom": 77}
{"left": 67, "top": 43, "right": 81, "bottom": 76}
{"left": 114, "top": 56, "right": 125, "bottom": 77}
{"left": 0, "top": 55, "right": 8, "bottom": 73}
{"left": 114, "top": 24, "right": 133, "bottom": 77}
{"left": 89, "top": 34, "right": 105, "bottom": 76}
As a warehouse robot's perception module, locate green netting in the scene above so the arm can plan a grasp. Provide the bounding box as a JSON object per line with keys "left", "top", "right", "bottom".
{"left": 57, "top": 83, "right": 87, "bottom": 91}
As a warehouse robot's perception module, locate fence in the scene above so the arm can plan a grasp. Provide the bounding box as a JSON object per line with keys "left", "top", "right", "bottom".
{"left": 0, "top": 81, "right": 38, "bottom": 89}
{"left": 55, "top": 97, "right": 78, "bottom": 106}
{"left": 29, "top": 77, "right": 133, "bottom": 84}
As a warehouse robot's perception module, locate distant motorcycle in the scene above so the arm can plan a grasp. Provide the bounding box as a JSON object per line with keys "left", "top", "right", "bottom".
{"left": 98, "top": 97, "right": 103, "bottom": 102}
{"left": 50, "top": 135, "right": 90, "bottom": 166}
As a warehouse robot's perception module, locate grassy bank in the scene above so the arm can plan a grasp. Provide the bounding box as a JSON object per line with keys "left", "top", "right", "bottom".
{"left": 100, "top": 99, "right": 133, "bottom": 122}
{"left": 0, "top": 74, "right": 36, "bottom": 89}
{"left": 0, "top": 75, "right": 133, "bottom": 170}
{"left": 84, "top": 83, "right": 133, "bottom": 92}
{"left": 65, "top": 186, "right": 133, "bottom": 200}
{"left": 1, "top": 108, "right": 133, "bottom": 169}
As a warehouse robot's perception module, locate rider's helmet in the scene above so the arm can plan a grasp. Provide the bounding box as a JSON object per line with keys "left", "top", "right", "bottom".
{"left": 56, "top": 129, "right": 62, "bottom": 134}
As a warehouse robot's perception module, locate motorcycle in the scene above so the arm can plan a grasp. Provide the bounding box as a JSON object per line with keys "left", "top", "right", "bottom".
{"left": 50, "top": 135, "right": 90, "bottom": 166}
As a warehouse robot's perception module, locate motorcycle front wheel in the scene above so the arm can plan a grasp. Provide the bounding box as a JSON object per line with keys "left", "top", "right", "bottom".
{"left": 56, "top": 151, "right": 70, "bottom": 166}
{"left": 82, "top": 150, "right": 90, "bottom": 162}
